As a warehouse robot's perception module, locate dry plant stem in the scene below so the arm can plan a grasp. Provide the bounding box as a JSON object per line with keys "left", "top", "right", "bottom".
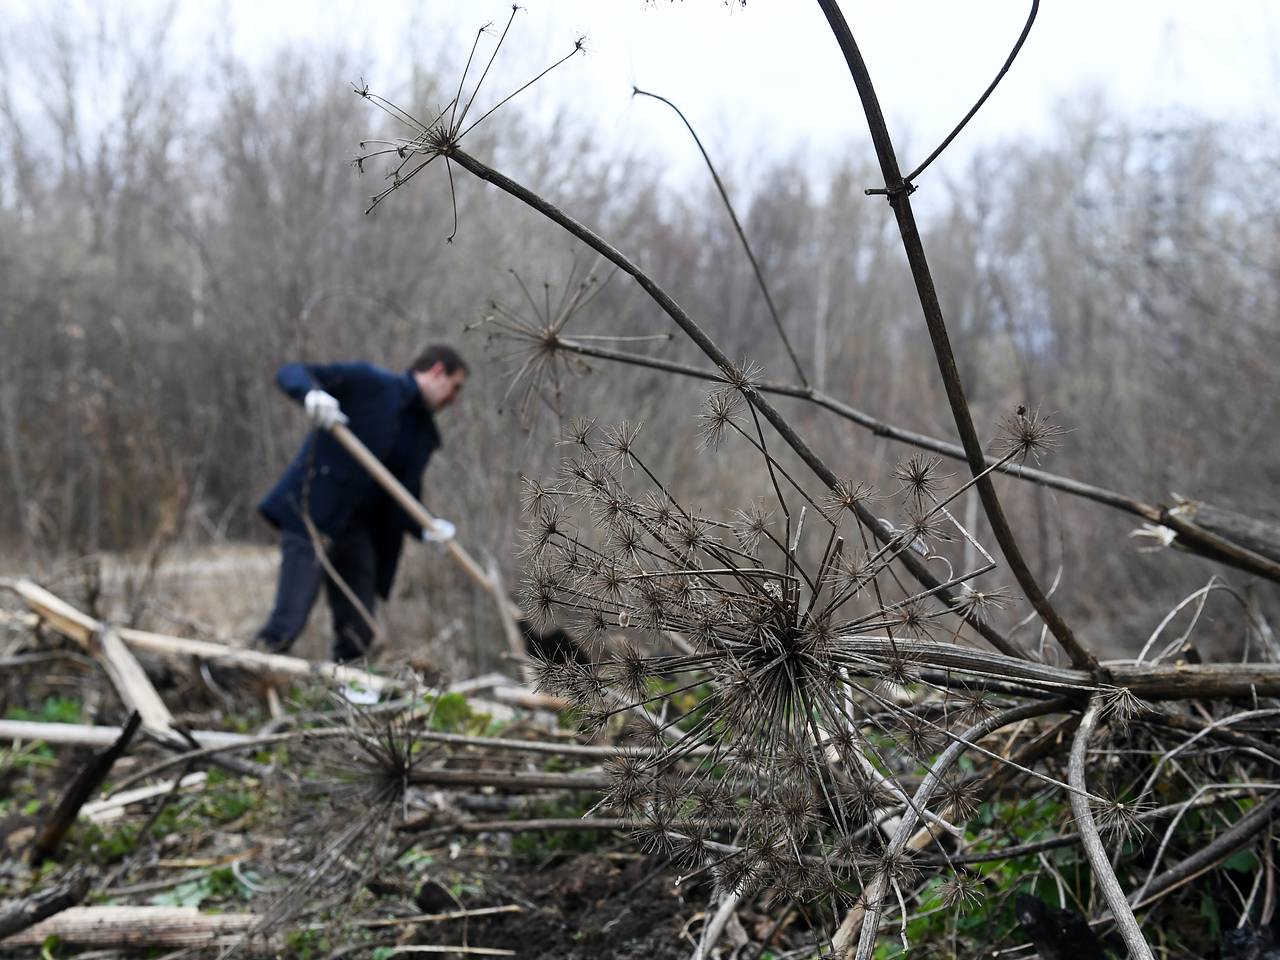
{"left": 558, "top": 340, "right": 1146, "bottom": 515}
{"left": 402, "top": 817, "right": 632, "bottom": 838}
{"left": 1141, "top": 711, "right": 1280, "bottom": 766}
{"left": 1129, "top": 791, "right": 1280, "bottom": 912}
{"left": 693, "top": 890, "right": 742, "bottom": 960}
{"left": 918, "top": 785, "right": 1268, "bottom": 867}
{"left": 446, "top": 146, "right": 1029, "bottom": 661}
{"left": 29, "top": 712, "right": 142, "bottom": 865}
{"left": 814, "top": 0, "right": 1095, "bottom": 672}
{"left": 1068, "top": 697, "right": 1155, "bottom": 960}
{"left": 377, "top": 949, "right": 513, "bottom": 957}
{"left": 353, "top": 905, "right": 524, "bottom": 927}
{"left": 632, "top": 87, "right": 809, "bottom": 389}
{"left": 901, "top": 0, "right": 1039, "bottom": 184}
{"left": 108, "top": 726, "right": 700, "bottom": 796}
{"left": 551, "top": 340, "right": 1280, "bottom": 584}
{"left": 848, "top": 697, "right": 1068, "bottom": 959}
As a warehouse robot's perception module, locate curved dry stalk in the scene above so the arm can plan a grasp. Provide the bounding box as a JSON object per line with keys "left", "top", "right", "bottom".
{"left": 813, "top": 0, "right": 1095, "bottom": 673}
{"left": 693, "top": 889, "right": 742, "bottom": 960}
{"left": 848, "top": 698, "right": 1069, "bottom": 959}
{"left": 914, "top": 786, "right": 1272, "bottom": 867}
{"left": 900, "top": 1, "right": 1040, "bottom": 185}
{"left": 1132, "top": 782, "right": 1280, "bottom": 906}
{"left": 1067, "top": 697, "right": 1155, "bottom": 960}
{"left": 1135, "top": 577, "right": 1230, "bottom": 662}
{"left": 633, "top": 86, "right": 808, "bottom": 389}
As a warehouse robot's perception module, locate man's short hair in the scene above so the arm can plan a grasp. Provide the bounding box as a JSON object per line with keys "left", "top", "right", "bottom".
{"left": 410, "top": 344, "right": 468, "bottom": 376}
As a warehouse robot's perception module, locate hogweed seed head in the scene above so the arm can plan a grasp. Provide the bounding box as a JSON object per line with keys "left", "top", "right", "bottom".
{"left": 892, "top": 453, "right": 950, "bottom": 505}
{"left": 997, "top": 405, "right": 1066, "bottom": 463}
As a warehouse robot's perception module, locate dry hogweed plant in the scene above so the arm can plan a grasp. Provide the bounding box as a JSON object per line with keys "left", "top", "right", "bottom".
{"left": 467, "top": 260, "right": 669, "bottom": 428}
{"left": 219, "top": 686, "right": 449, "bottom": 956}
{"left": 513, "top": 408, "right": 1113, "bottom": 945}
{"left": 352, "top": 4, "right": 584, "bottom": 237}
{"left": 353, "top": 8, "right": 1280, "bottom": 959}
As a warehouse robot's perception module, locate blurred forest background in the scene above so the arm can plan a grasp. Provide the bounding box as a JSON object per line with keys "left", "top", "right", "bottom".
{"left": 2, "top": 6, "right": 1278, "bottom": 672}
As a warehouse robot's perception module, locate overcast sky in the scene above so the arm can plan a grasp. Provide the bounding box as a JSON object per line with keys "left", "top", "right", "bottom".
{"left": 164, "top": 1, "right": 1280, "bottom": 178}
{"left": 11, "top": 1, "right": 1280, "bottom": 193}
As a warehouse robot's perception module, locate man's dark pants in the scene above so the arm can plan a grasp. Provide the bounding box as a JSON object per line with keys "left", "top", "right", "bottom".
{"left": 257, "top": 527, "right": 377, "bottom": 662}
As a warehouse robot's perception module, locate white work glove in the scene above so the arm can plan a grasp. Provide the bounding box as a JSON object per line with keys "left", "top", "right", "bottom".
{"left": 304, "top": 389, "right": 347, "bottom": 429}
{"left": 421, "top": 518, "right": 456, "bottom": 543}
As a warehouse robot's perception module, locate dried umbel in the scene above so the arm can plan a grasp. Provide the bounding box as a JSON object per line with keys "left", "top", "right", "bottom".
{"left": 519, "top": 402, "right": 1037, "bottom": 911}
{"left": 235, "top": 687, "right": 449, "bottom": 946}
{"left": 353, "top": 7, "right": 585, "bottom": 226}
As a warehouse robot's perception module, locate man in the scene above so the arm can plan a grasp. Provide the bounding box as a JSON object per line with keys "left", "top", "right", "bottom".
{"left": 255, "top": 344, "right": 467, "bottom": 662}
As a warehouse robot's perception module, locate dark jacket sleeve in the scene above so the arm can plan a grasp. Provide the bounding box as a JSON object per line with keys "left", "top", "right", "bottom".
{"left": 275, "top": 362, "right": 383, "bottom": 405}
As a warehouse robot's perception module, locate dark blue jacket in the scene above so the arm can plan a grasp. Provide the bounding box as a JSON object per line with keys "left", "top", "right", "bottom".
{"left": 258, "top": 362, "right": 441, "bottom": 599}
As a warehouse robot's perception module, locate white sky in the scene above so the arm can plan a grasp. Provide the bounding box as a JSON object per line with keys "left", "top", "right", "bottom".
{"left": 10, "top": 1, "right": 1280, "bottom": 191}
{"left": 176, "top": 1, "right": 1280, "bottom": 179}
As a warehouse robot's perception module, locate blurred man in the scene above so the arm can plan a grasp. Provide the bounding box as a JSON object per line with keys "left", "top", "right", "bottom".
{"left": 255, "top": 345, "right": 467, "bottom": 662}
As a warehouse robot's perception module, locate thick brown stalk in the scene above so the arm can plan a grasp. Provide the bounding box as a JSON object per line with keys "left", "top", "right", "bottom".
{"left": 446, "top": 146, "right": 1029, "bottom": 661}
{"left": 839, "top": 637, "right": 1280, "bottom": 699}
{"left": 813, "top": 0, "right": 1096, "bottom": 672}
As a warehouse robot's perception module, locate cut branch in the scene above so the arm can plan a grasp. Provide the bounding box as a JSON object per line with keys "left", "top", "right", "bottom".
{"left": 0, "top": 869, "right": 91, "bottom": 940}
{"left": 28, "top": 713, "right": 142, "bottom": 866}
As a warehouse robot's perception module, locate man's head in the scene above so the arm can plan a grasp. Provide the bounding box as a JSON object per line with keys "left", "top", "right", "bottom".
{"left": 410, "top": 344, "right": 468, "bottom": 412}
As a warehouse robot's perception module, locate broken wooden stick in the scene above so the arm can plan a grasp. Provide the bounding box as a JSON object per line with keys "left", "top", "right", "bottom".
{"left": 0, "top": 868, "right": 91, "bottom": 940}
{"left": 1, "top": 906, "right": 261, "bottom": 949}
{"left": 80, "top": 771, "right": 208, "bottom": 823}
{"left": 2, "top": 581, "right": 175, "bottom": 736}
{"left": 97, "top": 626, "right": 175, "bottom": 734}
{"left": 0, "top": 720, "right": 249, "bottom": 750}
{"left": 28, "top": 713, "right": 142, "bottom": 865}
{"left": 5, "top": 578, "right": 394, "bottom": 691}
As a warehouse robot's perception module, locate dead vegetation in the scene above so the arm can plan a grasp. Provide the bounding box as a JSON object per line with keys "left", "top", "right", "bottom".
{"left": 4, "top": 4, "right": 1280, "bottom": 960}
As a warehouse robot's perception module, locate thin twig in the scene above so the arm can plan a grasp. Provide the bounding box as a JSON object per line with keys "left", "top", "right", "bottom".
{"left": 545, "top": 337, "right": 1280, "bottom": 584}
{"left": 901, "top": 1, "right": 1040, "bottom": 185}
{"left": 633, "top": 86, "right": 809, "bottom": 388}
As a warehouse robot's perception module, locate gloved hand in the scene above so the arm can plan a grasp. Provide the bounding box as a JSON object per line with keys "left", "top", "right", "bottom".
{"left": 421, "top": 518, "right": 456, "bottom": 543}
{"left": 304, "top": 389, "right": 348, "bottom": 428}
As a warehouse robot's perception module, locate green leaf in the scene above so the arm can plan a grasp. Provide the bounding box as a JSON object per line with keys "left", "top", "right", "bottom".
{"left": 1223, "top": 850, "right": 1259, "bottom": 872}
{"left": 150, "top": 877, "right": 216, "bottom": 908}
